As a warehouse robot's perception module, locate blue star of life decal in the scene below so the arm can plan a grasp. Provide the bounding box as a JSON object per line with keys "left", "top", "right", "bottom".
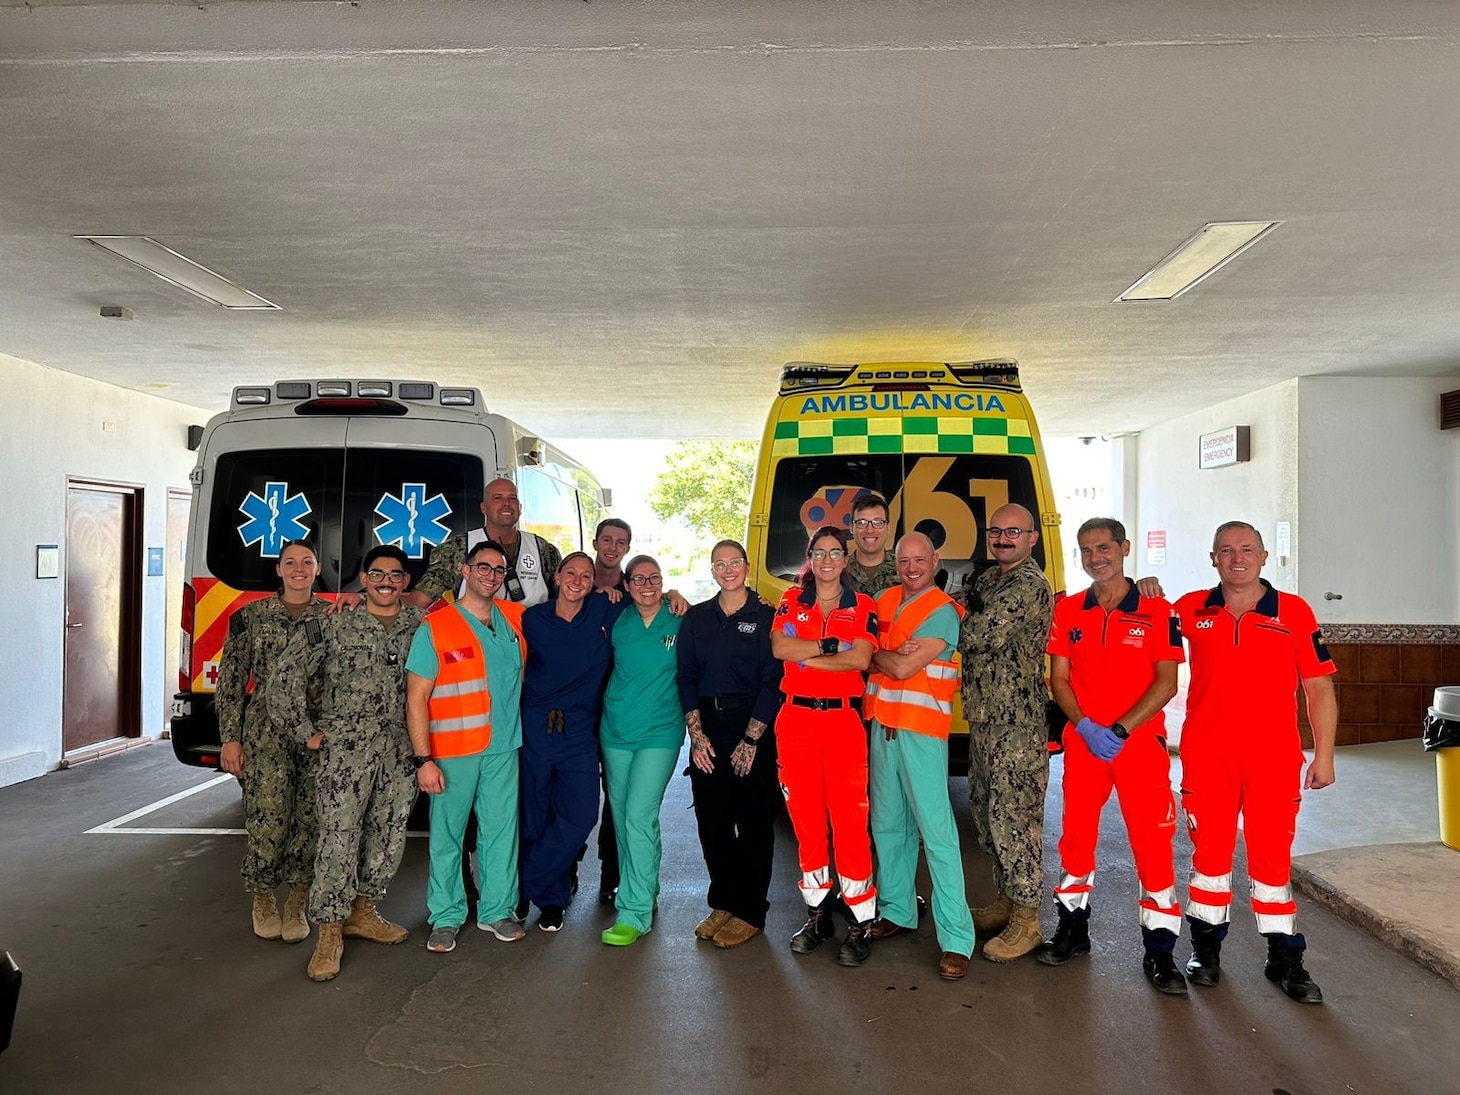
{"left": 374, "top": 483, "right": 453, "bottom": 559}
{"left": 237, "top": 481, "right": 313, "bottom": 559}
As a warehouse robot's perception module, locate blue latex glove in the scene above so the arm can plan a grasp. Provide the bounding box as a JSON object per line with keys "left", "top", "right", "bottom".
{"left": 839, "top": 639, "right": 852, "bottom": 652}
{"left": 1075, "top": 717, "right": 1125, "bottom": 762}
{"left": 782, "top": 622, "right": 799, "bottom": 638}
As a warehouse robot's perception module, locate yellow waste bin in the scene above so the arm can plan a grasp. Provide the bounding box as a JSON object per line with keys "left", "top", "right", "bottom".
{"left": 1426, "top": 686, "right": 1460, "bottom": 851}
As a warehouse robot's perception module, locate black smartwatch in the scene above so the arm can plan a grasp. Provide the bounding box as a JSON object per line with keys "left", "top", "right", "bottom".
{"left": 1111, "top": 723, "right": 1130, "bottom": 740}
{"left": 741, "top": 733, "right": 759, "bottom": 746}
{"left": 410, "top": 754, "right": 434, "bottom": 769}
{"left": 819, "top": 637, "right": 840, "bottom": 657}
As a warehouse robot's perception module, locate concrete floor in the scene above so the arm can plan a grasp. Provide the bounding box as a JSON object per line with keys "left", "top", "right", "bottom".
{"left": 2, "top": 741, "right": 1458, "bottom": 1095}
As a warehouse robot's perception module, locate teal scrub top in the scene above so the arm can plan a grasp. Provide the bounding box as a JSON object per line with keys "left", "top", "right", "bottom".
{"left": 900, "top": 588, "right": 961, "bottom": 653}
{"left": 406, "top": 602, "right": 525, "bottom": 754}
{"left": 600, "top": 605, "right": 685, "bottom": 750}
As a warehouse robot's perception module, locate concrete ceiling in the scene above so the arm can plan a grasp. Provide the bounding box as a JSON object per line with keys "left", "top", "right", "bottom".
{"left": 3, "top": 0, "right": 1459, "bottom": 440}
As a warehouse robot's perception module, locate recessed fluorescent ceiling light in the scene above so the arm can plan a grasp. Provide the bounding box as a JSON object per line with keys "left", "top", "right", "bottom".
{"left": 1118, "top": 221, "right": 1280, "bottom": 302}
{"left": 75, "top": 235, "right": 279, "bottom": 309}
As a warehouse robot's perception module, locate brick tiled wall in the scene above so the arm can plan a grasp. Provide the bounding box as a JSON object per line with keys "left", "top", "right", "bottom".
{"left": 1302, "top": 643, "right": 1460, "bottom": 747}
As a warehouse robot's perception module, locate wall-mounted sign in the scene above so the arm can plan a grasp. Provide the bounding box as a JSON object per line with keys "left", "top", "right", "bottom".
{"left": 1146, "top": 529, "right": 1167, "bottom": 565}
{"left": 1199, "top": 425, "right": 1250, "bottom": 469}
{"left": 36, "top": 544, "right": 60, "bottom": 579}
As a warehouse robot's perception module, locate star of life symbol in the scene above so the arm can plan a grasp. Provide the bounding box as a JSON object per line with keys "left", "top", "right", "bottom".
{"left": 374, "top": 484, "right": 452, "bottom": 559}
{"left": 1068, "top": 627, "right": 1083, "bottom": 643}
{"left": 238, "top": 481, "right": 312, "bottom": 558}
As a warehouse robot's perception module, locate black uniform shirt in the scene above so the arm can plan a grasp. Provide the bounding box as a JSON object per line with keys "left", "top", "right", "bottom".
{"left": 675, "top": 588, "right": 783, "bottom": 728}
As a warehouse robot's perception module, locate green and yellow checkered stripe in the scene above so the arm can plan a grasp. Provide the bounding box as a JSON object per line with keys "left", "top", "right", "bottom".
{"left": 771, "top": 415, "right": 1036, "bottom": 457}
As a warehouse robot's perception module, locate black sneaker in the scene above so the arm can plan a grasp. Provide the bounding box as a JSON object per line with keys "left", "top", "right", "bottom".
{"left": 538, "top": 905, "right": 565, "bottom": 933}
{"left": 1143, "top": 951, "right": 1189, "bottom": 996}
{"left": 790, "top": 904, "right": 836, "bottom": 954}
{"left": 598, "top": 885, "right": 618, "bottom": 906}
{"left": 837, "top": 922, "right": 872, "bottom": 967}
{"left": 1265, "top": 945, "right": 1324, "bottom": 1004}
{"left": 511, "top": 898, "right": 529, "bottom": 924}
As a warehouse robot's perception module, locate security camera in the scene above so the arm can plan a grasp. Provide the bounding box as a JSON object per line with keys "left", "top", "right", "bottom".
{"left": 1079, "top": 436, "right": 1095, "bottom": 446}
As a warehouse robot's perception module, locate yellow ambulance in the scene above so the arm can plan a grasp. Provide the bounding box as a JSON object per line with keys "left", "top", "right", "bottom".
{"left": 746, "top": 360, "right": 1064, "bottom": 763}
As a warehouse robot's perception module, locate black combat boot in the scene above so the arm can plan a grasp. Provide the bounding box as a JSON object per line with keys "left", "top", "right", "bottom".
{"left": 1034, "top": 903, "right": 1091, "bottom": 966}
{"left": 1185, "top": 919, "right": 1226, "bottom": 987}
{"left": 1264, "top": 934, "right": 1324, "bottom": 1004}
{"left": 790, "top": 903, "right": 837, "bottom": 954}
{"left": 1141, "top": 927, "right": 1188, "bottom": 996}
{"left": 837, "top": 920, "right": 872, "bottom": 967}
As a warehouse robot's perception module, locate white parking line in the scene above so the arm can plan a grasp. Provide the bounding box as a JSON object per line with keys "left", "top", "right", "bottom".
{"left": 86, "top": 774, "right": 238, "bottom": 834}
{"left": 85, "top": 776, "right": 429, "bottom": 837}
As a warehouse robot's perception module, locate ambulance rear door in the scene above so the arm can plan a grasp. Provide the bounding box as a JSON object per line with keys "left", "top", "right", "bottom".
{"left": 340, "top": 416, "right": 497, "bottom": 587}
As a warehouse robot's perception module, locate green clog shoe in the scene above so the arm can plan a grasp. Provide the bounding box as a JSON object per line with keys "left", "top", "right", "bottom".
{"left": 601, "top": 922, "right": 646, "bottom": 947}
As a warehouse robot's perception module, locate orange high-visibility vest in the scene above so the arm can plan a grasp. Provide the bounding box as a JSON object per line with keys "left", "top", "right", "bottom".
{"left": 864, "top": 585, "right": 966, "bottom": 739}
{"left": 422, "top": 601, "right": 528, "bottom": 759}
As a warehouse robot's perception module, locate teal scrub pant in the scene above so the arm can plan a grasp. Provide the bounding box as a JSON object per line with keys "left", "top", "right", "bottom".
{"left": 427, "top": 748, "right": 520, "bottom": 929}
{"left": 602, "top": 743, "right": 680, "bottom": 933}
{"left": 869, "top": 721, "right": 975, "bottom": 957}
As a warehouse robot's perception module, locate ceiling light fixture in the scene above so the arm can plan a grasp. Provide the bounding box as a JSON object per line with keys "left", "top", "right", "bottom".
{"left": 75, "top": 235, "right": 279, "bottom": 310}
{"left": 1117, "top": 221, "right": 1281, "bottom": 302}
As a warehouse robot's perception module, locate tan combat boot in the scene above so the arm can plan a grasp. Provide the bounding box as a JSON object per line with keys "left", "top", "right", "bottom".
{"left": 343, "top": 895, "right": 409, "bottom": 945}
{"left": 307, "top": 922, "right": 344, "bottom": 981}
{"left": 281, "top": 883, "right": 311, "bottom": 943}
{"left": 252, "top": 892, "right": 282, "bottom": 939}
{"left": 972, "top": 893, "right": 1013, "bottom": 935}
{"left": 983, "top": 904, "right": 1042, "bottom": 962}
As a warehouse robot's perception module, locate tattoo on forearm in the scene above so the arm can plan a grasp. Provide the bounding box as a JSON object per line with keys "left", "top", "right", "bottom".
{"left": 745, "top": 718, "right": 767, "bottom": 741}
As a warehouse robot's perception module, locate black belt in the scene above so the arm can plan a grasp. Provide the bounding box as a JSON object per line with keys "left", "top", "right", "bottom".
{"left": 702, "top": 696, "right": 752, "bottom": 711}
{"left": 790, "top": 695, "right": 862, "bottom": 712}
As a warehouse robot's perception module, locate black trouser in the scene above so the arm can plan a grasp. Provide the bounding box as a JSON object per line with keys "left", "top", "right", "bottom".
{"left": 596, "top": 751, "right": 620, "bottom": 891}
{"left": 689, "top": 700, "right": 779, "bottom": 929}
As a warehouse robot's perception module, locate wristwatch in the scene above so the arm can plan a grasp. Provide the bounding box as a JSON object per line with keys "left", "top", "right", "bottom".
{"left": 741, "top": 733, "right": 759, "bottom": 746}
{"left": 1111, "top": 723, "right": 1130, "bottom": 740}
{"left": 410, "top": 754, "right": 434, "bottom": 769}
{"left": 819, "top": 637, "right": 840, "bottom": 657}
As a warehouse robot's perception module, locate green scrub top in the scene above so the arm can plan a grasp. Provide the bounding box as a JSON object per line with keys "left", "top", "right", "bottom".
{"left": 600, "top": 605, "right": 685, "bottom": 750}
{"left": 899, "top": 588, "right": 961, "bottom": 654}
{"left": 406, "top": 602, "right": 525, "bottom": 754}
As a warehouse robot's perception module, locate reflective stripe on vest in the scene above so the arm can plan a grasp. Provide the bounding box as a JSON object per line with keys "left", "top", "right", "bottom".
{"left": 864, "top": 585, "right": 966, "bottom": 739}
{"left": 423, "top": 606, "right": 492, "bottom": 758}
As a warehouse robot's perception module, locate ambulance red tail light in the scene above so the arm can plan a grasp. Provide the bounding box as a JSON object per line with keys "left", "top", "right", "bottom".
{"left": 179, "top": 581, "right": 195, "bottom": 692}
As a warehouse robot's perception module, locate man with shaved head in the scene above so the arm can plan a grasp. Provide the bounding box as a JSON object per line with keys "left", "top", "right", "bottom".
{"left": 413, "top": 477, "right": 562, "bottom": 608}
{"left": 958, "top": 503, "right": 1055, "bottom": 962}
{"left": 863, "top": 533, "right": 974, "bottom": 980}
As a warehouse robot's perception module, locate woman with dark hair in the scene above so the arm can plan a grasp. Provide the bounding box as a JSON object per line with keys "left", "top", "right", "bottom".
{"left": 598, "top": 555, "right": 685, "bottom": 946}
{"left": 770, "top": 525, "right": 880, "bottom": 966}
{"left": 517, "top": 551, "right": 628, "bottom": 932}
{"left": 216, "top": 539, "right": 328, "bottom": 943}
{"left": 676, "top": 539, "right": 782, "bottom": 949}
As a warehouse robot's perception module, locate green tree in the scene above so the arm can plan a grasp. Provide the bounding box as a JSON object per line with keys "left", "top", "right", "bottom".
{"left": 647, "top": 440, "right": 757, "bottom": 542}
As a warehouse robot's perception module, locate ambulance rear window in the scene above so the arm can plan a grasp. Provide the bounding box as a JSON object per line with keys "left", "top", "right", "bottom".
{"left": 765, "top": 453, "right": 1046, "bottom": 584}
{"left": 208, "top": 448, "right": 341, "bottom": 592}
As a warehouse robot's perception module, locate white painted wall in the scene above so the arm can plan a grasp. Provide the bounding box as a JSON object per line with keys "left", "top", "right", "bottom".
{"left": 1296, "top": 375, "right": 1460, "bottom": 622}
{"left": 1131, "top": 379, "right": 1301, "bottom": 600}
{"left": 0, "top": 352, "right": 205, "bottom": 787}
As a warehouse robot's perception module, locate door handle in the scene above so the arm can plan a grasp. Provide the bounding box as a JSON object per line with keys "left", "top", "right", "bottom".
{"left": 66, "top": 622, "right": 84, "bottom": 628}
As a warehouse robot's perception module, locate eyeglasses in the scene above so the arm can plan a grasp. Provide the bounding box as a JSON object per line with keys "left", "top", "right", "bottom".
{"left": 711, "top": 559, "right": 747, "bottom": 573}
{"left": 364, "top": 569, "right": 408, "bottom": 583}
{"left": 628, "top": 574, "right": 664, "bottom": 587}
{"left": 470, "top": 563, "right": 508, "bottom": 578}
{"left": 809, "top": 549, "right": 847, "bottom": 560}
{"left": 852, "top": 518, "right": 887, "bottom": 530}
{"left": 986, "top": 527, "right": 1033, "bottom": 539}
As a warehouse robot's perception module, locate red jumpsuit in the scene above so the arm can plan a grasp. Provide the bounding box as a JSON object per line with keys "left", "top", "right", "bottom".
{"left": 773, "top": 585, "right": 879, "bottom": 922}
{"left": 1047, "top": 581, "right": 1184, "bottom": 936}
{"left": 1174, "top": 581, "right": 1335, "bottom": 936}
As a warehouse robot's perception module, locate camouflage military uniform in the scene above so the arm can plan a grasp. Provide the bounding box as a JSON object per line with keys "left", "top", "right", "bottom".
{"left": 415, "top": 530, "right": 563, "bottom": 603}
{"left": 271, "top": 604, "right": 426, "bottom": 924}
{"left": 215, "top": 592, "right": 328, "bottom": 894}
{"left": 848, "top": 554, "right": 900, "bottom": 598}
{"left": 959, "top": 555, "right": 1054, "bottom": 908}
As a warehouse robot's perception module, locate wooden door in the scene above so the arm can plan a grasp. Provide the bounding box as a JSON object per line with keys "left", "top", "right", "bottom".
{"left": 63, "top": 482, "right": 142, "bottom": 751}
{"left": 163, "top": 489, "right": 191, "bottom": 725}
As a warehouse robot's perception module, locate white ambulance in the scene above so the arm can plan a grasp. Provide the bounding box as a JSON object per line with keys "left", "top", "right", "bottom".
{"left": 169, "top": 379, "right": 606, "bottom": 769}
